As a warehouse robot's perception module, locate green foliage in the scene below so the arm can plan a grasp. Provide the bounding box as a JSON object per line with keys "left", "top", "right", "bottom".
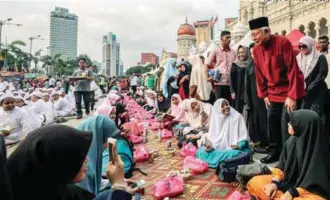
{"left": 125, "top": 66, "right": 151, "bottom": 75}
{"left": 0, "top": 40, "right": 30, "bottom": 71}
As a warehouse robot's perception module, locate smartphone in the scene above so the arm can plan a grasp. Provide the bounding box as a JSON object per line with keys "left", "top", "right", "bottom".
{"left": 130, "top": 180, "right": 145, "bottom": 189}
{"left": 107, "top": 138, "right": 116, "bottom": 163}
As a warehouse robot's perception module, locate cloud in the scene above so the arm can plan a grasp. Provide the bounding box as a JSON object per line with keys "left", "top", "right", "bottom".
{"left": 0, "top": 0, "right": 238, "bottom": 70}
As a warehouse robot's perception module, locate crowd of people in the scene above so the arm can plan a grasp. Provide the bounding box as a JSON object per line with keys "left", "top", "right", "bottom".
{"left": 1, "top": 16, "right": 330, "bottom": 200}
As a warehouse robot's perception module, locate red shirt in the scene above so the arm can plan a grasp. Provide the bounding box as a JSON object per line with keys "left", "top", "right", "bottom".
{"left": 253, "top": 35, "right": 305, "bottom": 103}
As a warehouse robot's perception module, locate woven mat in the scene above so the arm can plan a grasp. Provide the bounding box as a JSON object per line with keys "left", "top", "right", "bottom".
{"left": 133, "top": 131, "right": 242, "bottom": 200}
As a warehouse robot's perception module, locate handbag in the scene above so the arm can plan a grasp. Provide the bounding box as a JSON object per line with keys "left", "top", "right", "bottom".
{"left": 180, "top": 142, "right": 197, "bottom": 157}
{"left": 183, "top": 156, "right": 208, "bottom": 175}
{"left": 152, "top": 175, "right": 184, "bottom": 200}
{"left": 133, "top": 145, "right": 150, "bottom": 163}
{"left": 236, "top": 163, "right": 271, "bottom": 186}
{"left": 227, "top": 191, "right": 251, "bottom": 200}
{"left": 215, "top": 152, "right": 251, "bottom": 182}
{"left": 161, "top": 129, "right": 173, "bottom": 139}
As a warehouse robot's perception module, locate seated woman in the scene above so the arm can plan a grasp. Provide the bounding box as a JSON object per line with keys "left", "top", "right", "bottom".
{"left": 163, "top": 94, "right": 187, "bottom": 130}
{"left": 0, "top": 93, "right": 39, "bottom": 145}
{"left": 94, "top": 105, "right": 117, "bottom": 121}
{"left": 144, "top": 90, "right": 158, "bottom": 111}
{"left": 247, "top": 110, "right": 330, "bottom": 200}
{"left": 115, "top": 103, "right": 129, "bottom": 128}
{"left": 7, "top": 124, "right": 136, "bottom": 200}
{"left": 76, "top": 115, "right": 120, "bottom": 195}
{"left": 178, "top": 98, "right": 212, "bottom": 148}
{"left": 104, "top": 93, "right": 121, "bottom": 106}
{"left": 196, "top": 98, "right": 250, "bottom": 168}
{"left": 156, "top": 93, "right": 170, "bottom": 113}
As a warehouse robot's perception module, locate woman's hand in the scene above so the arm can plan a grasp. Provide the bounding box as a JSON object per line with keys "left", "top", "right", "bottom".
{"left": 106, "top": 143, "right": 125, "bottom": 185}
{"left": 280, "top": 192, "right": 293, "bottom": 200}
{"left": 231, "top": 93, "right": 236, "bottom": 100}
{"left": 264, "top": 183, "right": 278, "bottom": 199}
{"left": 205, "top": 144, "right": 213, "bottom": 152}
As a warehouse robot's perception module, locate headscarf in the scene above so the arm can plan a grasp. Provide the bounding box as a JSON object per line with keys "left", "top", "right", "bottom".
{"left": 234, "top": 45, "right": 250, "bottom": 68}
{"left": 170, "top": 94, "right": 186, "bottom": 122}
{"left": 7, "top": 125, "right": 93, "bottom": 200}
{"left": 189, "top": 85, "right": 202, "bottom": 101}
{"left": 14, "top": 96, "right": 27, "bottom": 106}
{"left": 185, "top": 98, "right": 212, "bottom": 129}
{"left": 207, "top": 99, "right": 249, "bottom": 149}
{"left": 189, "top": 55, "right": 211, "bottom": 101}
{"left": 0, "top": 135, "right": 12, "bottom": 200}
{"left": 76, "top": 115, "right": 119, "bottom": 195}
{"left": 104, "top": 93, "right": 121, "bottom": 106}
{"left": 161, "top": 58, "right": 179, "bottom": 98}
{"left": 145, "top": 90, "right": 158, "bottom": 108}
{"left": 0, "top": 93, "right": 14, "bottom": 105}
{"left": 94, "top": 105, "right": 116, "bottom": 117}
{"left": 296, "top": 36, "right": 321, "bottom": 79}
{"left": 157, "top": 93, "right": 170, "bottom": 113}
{"left": 276, "top": 110, "right": 330, "bottom": 198}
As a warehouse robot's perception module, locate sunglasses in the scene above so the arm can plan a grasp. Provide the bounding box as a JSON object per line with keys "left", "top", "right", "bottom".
{"left": 298, "top": 44, "right": 308, "bottom": 49}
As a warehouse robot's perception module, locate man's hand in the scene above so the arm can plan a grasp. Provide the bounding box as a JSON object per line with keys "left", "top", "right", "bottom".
{"left": 285, "top": 97, "right": 296, "bottom": 113}
{"left": 264, "top": 183, "right": 278, "bottom": 199}
{"left": 280, "top": 192, "right": 293, "bottom": 200}
{"left": 264, "top": 97, "right": 270, "bottom": 109}
{"left": 231, "top": 93, "right": 236, "bottom": 100}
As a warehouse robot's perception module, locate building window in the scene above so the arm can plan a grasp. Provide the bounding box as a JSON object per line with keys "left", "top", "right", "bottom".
{"left": 307, "top": 21, "right": 316, "bottom": 39}
{"left": 250, "top": 7, "right": 254, "bottom": 20}
{"left": 319, "top": 18, "right": 328, "bottom": 37}
{"left": 281, "top": 30, "right": 287, "bottom": 36}
{"left": 298, "top": 25, "right": 306, "bottom": 35}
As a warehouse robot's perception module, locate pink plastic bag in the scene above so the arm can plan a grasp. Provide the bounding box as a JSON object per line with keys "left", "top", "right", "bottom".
{"left": 133, "top": 145, "right": 150, "bottom": 162}
{"left": 152, "top": 176, "right": 184, "bottom": 200}
{"left": 180, "top": 143, "right": 197, "bottom": 157}
{"left": 161, "top": 129, "right": 173, "bottom": 139}
{"left": 227, "top": 191, "right": 251, "bottom": 200}
{"left": 129, "top": 134, "right": 143, "bottom": 144}
{"left": 123, "top": 122, "right": 141, "bottom": 135}
{"left": 151, "top": 122, "right": 163, "bottom": 130}
{"left": 183, "top": 156, "right": 208, "bottom": 175}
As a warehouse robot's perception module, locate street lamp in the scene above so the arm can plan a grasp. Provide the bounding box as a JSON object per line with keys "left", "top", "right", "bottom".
{"left": 29, "top": 35, "right": 44, "bottom": 69}
{"left": 0, "top": 18, "right": 22, "bottom": 50}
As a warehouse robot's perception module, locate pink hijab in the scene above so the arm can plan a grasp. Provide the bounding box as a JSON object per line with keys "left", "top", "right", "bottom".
{"left": 104, "top": 93, "right": 121, "bottom": 106}
{"left": 94, "top": 105, "right": 116, "bottom": 117}
{"left": 170, "top": 94, "right": 187, "bottom": 122}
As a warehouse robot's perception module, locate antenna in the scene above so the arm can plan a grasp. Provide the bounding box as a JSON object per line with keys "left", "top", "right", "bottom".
{"left": 185, "top": 16, "right": 188, "bottom": 23}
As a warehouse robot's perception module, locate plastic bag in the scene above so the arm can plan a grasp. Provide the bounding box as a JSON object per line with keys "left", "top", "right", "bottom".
{"left": 133, "top": 145, "right": 150, "bottom": 162}
{"left": 180, "top": 143, "right": 197, "bottom": 157}
{"left": 152, "top": 176, "right": 184, "bottom": 200}
{"left": 227, "top": 191, "right": 251, "bottom": 200}
{"left": 161, "top": 129, "right": 173, "bottom": 139}
{"left": 183, "top": 156, "right": 208, "bottom": 175}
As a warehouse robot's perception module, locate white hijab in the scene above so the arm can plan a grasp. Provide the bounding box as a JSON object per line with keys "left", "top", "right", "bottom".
{"left": 182, "top": 98, "right": 212, "bottom": 129}
{"left": 297, "top": 36, "right": 321, "bottom": 79}
{"left": 145, "top": 90, "right": 158, "bottom": 108}
{"left": 207, "top": 99, "right": 249, "bottom": 150}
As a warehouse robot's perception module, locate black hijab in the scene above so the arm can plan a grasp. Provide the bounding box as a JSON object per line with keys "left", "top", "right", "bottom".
{"left": 277, "top": 110, "right": 330, "bottom": 198}
{"left": 7, "top": 125, "right": 94, "bottom": 200}
{"left": 157, "top": 93, "right": 170, "bottom": 113}
{"left": 0, "top": 135, "right": 12, "bottom": 200}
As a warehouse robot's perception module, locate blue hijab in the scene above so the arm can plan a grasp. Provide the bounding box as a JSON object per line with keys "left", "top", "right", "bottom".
{"left": 76, "top": 115, "right": 120, "bottom": 195}
{"left": 161, "top": 58, "right": 179, "bottom": 98}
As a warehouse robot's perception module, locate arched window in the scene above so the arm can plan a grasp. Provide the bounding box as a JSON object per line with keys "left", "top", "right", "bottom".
{"left": 307, "top": 21, "right": 316, "bottom": 38}
{"left": 319, "top": 18, "right": 328, "bottom": 37}
{"left": 281, "top": 30, "right": 287, "bottom": 36}
{"left": 298, "top": 25, "right": 306, "bottom": 35}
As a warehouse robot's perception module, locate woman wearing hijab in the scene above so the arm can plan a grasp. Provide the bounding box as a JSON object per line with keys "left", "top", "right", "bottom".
{"left": 170, "top": 94, "right": 186, "bottom": 123}
{"left": 94, "top": 105, "right": 117, "bottom": 120}
{"left": 196, "top": 99, "right": 250, "bottom": 168}
{"left": 161, "top": 58, "right": 179, "bottom": 99}
{"left": 230, "top": 45, "right": 250, "bottom": 113}
{"left": 144, "top": 90, "right": 158, "bottom": 111}
{"left": 245, "top": 43, "right": 268, "bottom": 150}
{"left": 156, "top": 93, "right": 170, "bottom": 113}
{"left": 115, "top": 103, "right": 129, "bottom": 128}
{"left": 297, "top": 36, "right": 328, "bottom": 118}
{"left": 247, "top": 110, "right": 330, "bottom": 200}
{"left": 178, "top": 98, "right": 212, "bottom": 148}
{"left": 104, "top": 93, "right": 121, "bottom": 106}
{"left": 0, "top": 93, "right": 39, "bottom": 145}
{"left": 0, "top": 135, "right": 12, "bottom": 200}
{"left": 76, "top": 115, "right": 120, "bottom": 195}
{"left": 177, "top": 62, "right": 191, "bottom": 100}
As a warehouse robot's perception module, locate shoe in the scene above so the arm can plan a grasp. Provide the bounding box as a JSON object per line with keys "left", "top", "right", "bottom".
{"left": 76, "top": 115, "right": 83, "bottom": 119}
{"left": 254, "top": 147, "right": 269, "bottom": 154}
{"left": 86, "top": 111, "right": 90, "bottom": 115}
{"left": 260, "top": 154, "right": 280, "bottom": 164}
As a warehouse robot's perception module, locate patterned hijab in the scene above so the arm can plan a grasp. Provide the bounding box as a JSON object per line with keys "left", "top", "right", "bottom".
{"left": 234, "top": 45, "right": 251, "bottom": 68}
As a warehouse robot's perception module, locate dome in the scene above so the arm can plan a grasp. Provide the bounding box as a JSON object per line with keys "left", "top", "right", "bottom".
{"left": 177, "top": 23, "right": 195, "bottom": 36}
{"left": 233, "top": 22, "right": 246, "bottom": 35}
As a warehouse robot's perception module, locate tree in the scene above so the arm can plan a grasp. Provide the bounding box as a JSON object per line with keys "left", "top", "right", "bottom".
{"left": 0, "top": 40, "right": 29, "bottom": 71}
{"left": 77, "top": 54, "right": 92, "bottom": 66}
{"left": 125, "top": 66, "right": 151, "bottom": 75}
{"left": 40, "top": 53, "right": 62, "bottom": 76}
{"left": 32, "top": 49, "right": 43, "bottom": 70}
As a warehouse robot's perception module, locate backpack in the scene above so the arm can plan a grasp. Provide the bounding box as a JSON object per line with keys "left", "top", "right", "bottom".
{"left": 215, "top": 152, "right": 251, "bottom": 182}
{"left": 102, "top": 136, "right": 147, "bottom": 178}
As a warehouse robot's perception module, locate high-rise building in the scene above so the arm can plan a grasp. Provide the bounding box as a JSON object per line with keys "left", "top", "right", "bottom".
{"left": 141, "top": 53, "right": 159, "bottom": 65}
{"left": 102, "top": 32, "right": 120, "bottom": 76}
{"left": 119, "top": 60, "right": 124, "bottom": 76}
{"left": 50, "top": 7, "right": 78, "bottom": 60}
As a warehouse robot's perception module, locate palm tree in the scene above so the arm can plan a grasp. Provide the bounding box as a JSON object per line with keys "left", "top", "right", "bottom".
{"left": 0, "top": 40, "right": 29, "bottom": 71}
{"left": 40, "top": 53, "right": 62, "bottom": 76}
{"left": 32, "top": 49, "right": 43, "bottom": 70}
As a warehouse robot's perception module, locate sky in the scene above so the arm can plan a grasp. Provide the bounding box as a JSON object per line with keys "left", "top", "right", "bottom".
{"left": 0, "top": 0, "right": 239, "bottom": 70}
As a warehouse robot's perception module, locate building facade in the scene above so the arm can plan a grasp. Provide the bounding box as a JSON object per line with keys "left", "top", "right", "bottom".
{"left": 227, "top": 1, "right": 330, "bottom": 39}
{"left": 177, "top": 19, "right": 197, "bottom": 60}
{"left": 102, "top": 32, "right": 120, "bottom": 76}
{"left": 193, "top": 20, "right": 215, "bottom": 47}
{"left": 50, "top": 7, "right": 78, "bottom": 60}
{"left": 141, "top": 53, "right": 159, "bottom": 65}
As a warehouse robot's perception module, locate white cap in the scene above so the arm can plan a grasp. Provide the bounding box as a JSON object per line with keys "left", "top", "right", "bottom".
{"left": 32, "top": 91, "right": 43, "bottom": 98}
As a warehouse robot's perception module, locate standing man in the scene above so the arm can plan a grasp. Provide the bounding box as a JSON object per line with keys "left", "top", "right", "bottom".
{"left": 72, "top": 58, "right": 93, "bottom": 119}
{"left": 206, "top": 30, "right": 236, "bottom": 101}
{"left": 48, "top": 76, "right": 56, "bottom": 88}
{"left": 88, "top": 65, "right": 97, "bottom": 111}
{"left": 130, "top": 73, "right": 138, "bottom": 94}
{"left": 249, "top": 17, "right": 305, "bottom": 163}
{"left": 318, "top": 36, "right": 330, "bottom": 87}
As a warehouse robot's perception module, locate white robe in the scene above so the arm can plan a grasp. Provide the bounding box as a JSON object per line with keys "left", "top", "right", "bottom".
{"left": 29, "top": 99, "right": 48, "bottom": 125}
{"left": 55, "top": 97, "right": 72, "bottom": 117}
{"left": 0, "top": 107, "right": 39, "bottom": 144}
{"left": 44, "top": 101, "right": 56, "bottom": 124}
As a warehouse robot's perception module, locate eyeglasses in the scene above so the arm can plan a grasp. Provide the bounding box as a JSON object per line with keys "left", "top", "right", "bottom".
{"left": 298, "top": 44, "right": 308, "bottom": 49}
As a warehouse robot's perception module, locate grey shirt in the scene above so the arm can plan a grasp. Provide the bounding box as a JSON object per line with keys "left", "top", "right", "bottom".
{"left": 72, "top": 68, "right": 92, "bottom": 91}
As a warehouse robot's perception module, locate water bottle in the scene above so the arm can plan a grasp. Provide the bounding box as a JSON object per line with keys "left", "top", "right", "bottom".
{"left": 142, "top": 129, "right": 148, "bottom": 143}
{"left": 157, "top": 129, "right": 162, "bottom": 142}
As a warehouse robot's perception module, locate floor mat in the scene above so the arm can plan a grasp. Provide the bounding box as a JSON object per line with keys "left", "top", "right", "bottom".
{"left": 133, "top": 132, "right": 242, "bottom": 199}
